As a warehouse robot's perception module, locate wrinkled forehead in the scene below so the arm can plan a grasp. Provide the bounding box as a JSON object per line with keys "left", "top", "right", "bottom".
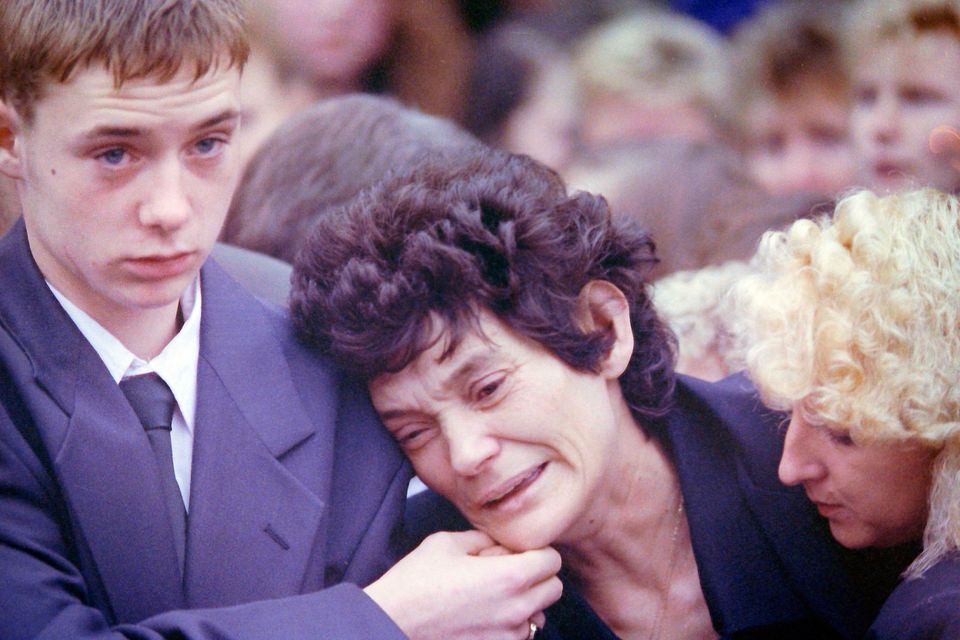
{"left": 369, "top": 308, "right": 514, "bottom": 388}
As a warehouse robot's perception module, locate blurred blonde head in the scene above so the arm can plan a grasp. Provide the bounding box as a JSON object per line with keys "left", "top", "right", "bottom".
{"left": 653, "top": 261, "right": 751, "bottom": 381}
{"left": 732, "top": 188, "right": 960, "bottom": 574}
{"left": 573, "top": 10, "right": 732, "bottom": 146}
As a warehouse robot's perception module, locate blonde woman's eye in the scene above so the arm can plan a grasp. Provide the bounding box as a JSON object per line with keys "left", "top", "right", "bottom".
{"left": 827, "top": 430, "right": 855, "bottom": 447}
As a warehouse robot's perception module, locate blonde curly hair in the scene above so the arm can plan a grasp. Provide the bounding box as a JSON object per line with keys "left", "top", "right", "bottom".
{"left": 574, "top": 9, "right": 731, "bottom": 115}
{"left": 731, "top": 188, "right": 960, "bottom": 576}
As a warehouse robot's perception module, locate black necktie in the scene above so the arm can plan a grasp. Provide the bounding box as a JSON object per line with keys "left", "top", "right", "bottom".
{"left": 120, "top": 373, "right": 187, "bottom": 571}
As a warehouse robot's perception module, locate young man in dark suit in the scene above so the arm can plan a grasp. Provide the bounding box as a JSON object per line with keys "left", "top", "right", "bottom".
{"left": 0, "top": 1, "right": 560, "bottom": 638}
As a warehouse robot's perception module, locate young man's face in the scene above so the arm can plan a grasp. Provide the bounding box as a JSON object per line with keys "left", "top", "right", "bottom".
{"left": 851, "top": 31, "right": 960, "bottom": 193}
{"left": 1, "top": 62, "right": 242, "bottom": 324}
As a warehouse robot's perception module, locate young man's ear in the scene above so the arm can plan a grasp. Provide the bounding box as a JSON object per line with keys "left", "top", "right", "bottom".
{"left": 0, "top": 101, "right": 24, "bottom": 180}
{"left": 575, "top": 280, "right": 634, "bottom": 379}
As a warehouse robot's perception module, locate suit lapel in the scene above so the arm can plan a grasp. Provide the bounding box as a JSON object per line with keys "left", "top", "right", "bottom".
{"left": 183, "top": 261, "right": 333, "bottom": 607}
{"left": 0, "top": 222, "right": 184, "bottom": 622}
{"left": 56, "top": 356, "right": 186, "bottom": 619}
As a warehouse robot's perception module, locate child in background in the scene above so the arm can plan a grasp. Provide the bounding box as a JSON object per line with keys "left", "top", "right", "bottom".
{"left": 846, "top": 0, "right": 960, "bottom": 193}
{"left": 733, "top": 1, "right": 855, "bottom": 198}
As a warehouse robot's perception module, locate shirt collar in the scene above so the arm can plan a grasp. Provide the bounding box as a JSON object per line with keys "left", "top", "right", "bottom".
{"left": 48, "top": 276, "right": 202, "bottom": 432}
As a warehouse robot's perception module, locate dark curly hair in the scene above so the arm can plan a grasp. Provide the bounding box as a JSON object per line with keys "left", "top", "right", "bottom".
{"left": 291, "top": 148, "right": 677, "bottom": 422}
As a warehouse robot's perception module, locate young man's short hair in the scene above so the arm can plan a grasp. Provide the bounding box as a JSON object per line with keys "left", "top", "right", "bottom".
{"left": 0, "top": 0, "right": 249, "bottom": 123}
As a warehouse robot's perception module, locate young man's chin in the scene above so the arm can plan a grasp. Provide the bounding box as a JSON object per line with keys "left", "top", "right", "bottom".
{"left": 117, "top": 271, "right": 198, "bottom": 310}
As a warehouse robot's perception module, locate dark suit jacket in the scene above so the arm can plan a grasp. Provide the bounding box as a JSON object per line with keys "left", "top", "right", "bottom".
{"left": 867, "top": 554, "right": 960, "bottom": 640}
{"left": 209, "top": 243, "right": 292, "bottom": 308}
{"left": 406, "top": 374, "right": 912, "bottom": 640}
{"left": 0, "top": 221, "right": 411, "bottom": 639}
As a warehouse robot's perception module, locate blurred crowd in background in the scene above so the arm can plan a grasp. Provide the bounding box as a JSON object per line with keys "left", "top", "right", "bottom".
{"left": 3, "top": 0, "right": 960, "bottom": 384}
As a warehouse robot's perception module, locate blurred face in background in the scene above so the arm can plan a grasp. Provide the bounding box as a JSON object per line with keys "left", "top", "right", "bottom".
{"left": 500, "top": 58, "right": 579, "bottom": 172}
{"left": 580, "top": 92, "right": 717, "bottom": 149}
{"left": 267, "top": 0, "right": 392, "bottom": 89}
{"left": 236, "top": 47, "right": 316, "bottom": 170}
{"left": 747, "top": 88, "right": 854, "bottom": 197}
{"left": 850, "top": 31, "right": 960, "bottom": 193}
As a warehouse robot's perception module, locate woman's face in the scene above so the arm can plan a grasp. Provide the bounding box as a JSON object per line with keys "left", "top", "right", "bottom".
{"left": 369, "top": 310, "right": 633, "bottom": 551}
{"left": 778, "top": 410, "right": 937, "bottom": 548}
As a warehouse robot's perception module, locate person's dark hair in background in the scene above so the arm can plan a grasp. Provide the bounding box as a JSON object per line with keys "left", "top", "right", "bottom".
{"left": 222, "top": 94, "right": 479, "bottom": 263}
{"left": 462, "top": 23, "right": 578, "bottom": 170}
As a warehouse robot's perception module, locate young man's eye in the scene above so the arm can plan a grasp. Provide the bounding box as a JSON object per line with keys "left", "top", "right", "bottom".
{"left": 97, "top": 147, "right": 128, "bottom": 166}
{"left": 193, "top": 137, "right": 223, "bottom": 155}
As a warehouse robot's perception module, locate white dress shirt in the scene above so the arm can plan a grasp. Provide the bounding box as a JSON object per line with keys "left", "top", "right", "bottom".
{"left": 49, "top": 278, "right": 202, "bottom": 511}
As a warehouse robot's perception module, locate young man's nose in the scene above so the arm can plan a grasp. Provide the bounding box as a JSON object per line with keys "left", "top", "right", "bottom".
{"left": 139, "top": 157, "right": 192, "bottom": 230}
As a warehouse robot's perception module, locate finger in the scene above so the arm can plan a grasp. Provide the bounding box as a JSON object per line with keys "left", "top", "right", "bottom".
{"left": 526, "top": 574, "right": 564, "bottom": 612}
{"left": 514, "top": 546, "right": 562, "bottom": 582}
{"left": 531, "top": 611, "right": 546, "bottom": 629}
{"left": 515, "top": 619, "right": 539, "bottom": 640}
{"left": 424, "top": 529, "right": 497, "bottom": 555}
{"left": 929, "top": 125, "right": 960, "bottom": 155}
{"left": 477, "top": 544, "right": 512, "bottom": 557}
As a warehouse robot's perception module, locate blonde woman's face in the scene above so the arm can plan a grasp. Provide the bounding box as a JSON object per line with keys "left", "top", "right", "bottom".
{"left": 778, "top": 410, "right": 936, "bottom": 549}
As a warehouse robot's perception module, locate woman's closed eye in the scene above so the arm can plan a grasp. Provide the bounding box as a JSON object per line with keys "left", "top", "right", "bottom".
{"left": 472, "top": 374, "right": 508, "bottom": 404}
{"left": 394, "top": 423, "right": 436, "bottom": 449}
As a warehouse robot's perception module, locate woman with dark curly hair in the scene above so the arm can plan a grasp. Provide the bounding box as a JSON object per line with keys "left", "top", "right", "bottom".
{"left": 291, "top": 148, "right": 910, "bottom": 640}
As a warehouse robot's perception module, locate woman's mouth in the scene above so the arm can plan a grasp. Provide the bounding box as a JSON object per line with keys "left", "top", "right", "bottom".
{"left": 482, "top": 463, "right": 548, "bottom": 510}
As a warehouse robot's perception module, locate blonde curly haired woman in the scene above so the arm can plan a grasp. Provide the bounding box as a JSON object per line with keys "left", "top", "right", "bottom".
{"left": 733, "top": 188, "right": 960, "bottom": 639}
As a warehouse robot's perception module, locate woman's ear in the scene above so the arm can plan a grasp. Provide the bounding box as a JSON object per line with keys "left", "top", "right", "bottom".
{"left": 576, "top": 280, "right": 634, "bottom": 379}
{"left": 0, "top": 102, "right": 24, "bottom": 180}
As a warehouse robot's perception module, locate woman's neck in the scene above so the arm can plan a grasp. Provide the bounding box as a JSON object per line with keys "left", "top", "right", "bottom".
{"left": 558, "top": 415, "right": 683, "bottom": 589}
{"left": 557, "top": 402, "right": 714, "bottom": 639}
